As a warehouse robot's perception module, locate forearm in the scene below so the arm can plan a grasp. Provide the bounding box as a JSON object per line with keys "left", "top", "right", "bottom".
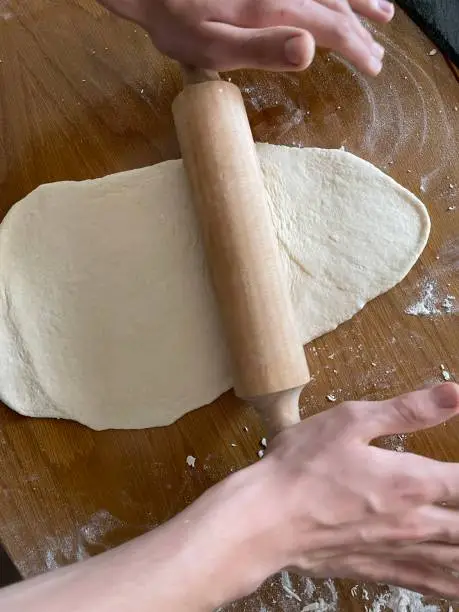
{"left": 0, "top": 463, "right": 281, "bottom": 612}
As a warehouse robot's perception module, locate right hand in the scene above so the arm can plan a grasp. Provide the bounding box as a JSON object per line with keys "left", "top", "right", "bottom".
{"left": 98, "top": 0, "right": 394, "bottom": 74}
{"left": 200, "top": 383, "right": 459, "bottom": 605}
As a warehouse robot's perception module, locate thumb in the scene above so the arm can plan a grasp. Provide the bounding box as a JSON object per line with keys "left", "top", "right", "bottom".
{"left": 359, "top": 383, "right": 459, "bottom": 442}
{"left": 201, "top": 23, "right": 316, "bottom": 71}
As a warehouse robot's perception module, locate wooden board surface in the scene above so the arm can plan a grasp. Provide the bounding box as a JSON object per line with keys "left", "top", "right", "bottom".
{"left": 0, "top": 1, "right": 458, "bottom": 610}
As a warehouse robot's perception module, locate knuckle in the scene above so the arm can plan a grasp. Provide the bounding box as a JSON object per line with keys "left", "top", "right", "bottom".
{"left": 338, "top": 401, "right": 364, "bottom": 427}
{"left": 164, "top": 0, "right": 196, "bottom": 20}
{"left": 397, "top": 514, "right": 430, "bottom": 540}
{"left": 391, "top": 473, "right": 426, "bottom": 504}
{"left": 334, "top": 17, "right": 355, "bottom": 46}
{"left": 238, "top": 0, "right": 270, "bottom": 24}
{"left": 331, "top": 0, "right": 351, "bottom": 12}
{"left": 392, "top": 395, "right": 423, "bottom": 428}
{"left": 435, "top": 523, "right": 455, "bottom": 541}
{"left": 402, "top": 512, "right": 449, "bottom": 541}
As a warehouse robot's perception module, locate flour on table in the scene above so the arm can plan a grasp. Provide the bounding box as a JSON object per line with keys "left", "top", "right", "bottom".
{"left": 405, "top": 279, "right": 457, "bottom": 317}
{"left": 369, "top": 586, "right": 441, "bottom": 612}
{"left": 0, "top": 144, "right": 430, "bottom": 429}
{"left": 15, "top": 509, "right": 125, "bottom": 577}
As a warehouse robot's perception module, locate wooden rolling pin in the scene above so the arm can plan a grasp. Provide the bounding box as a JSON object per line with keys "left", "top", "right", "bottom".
{"left": 172, "top": 67, "right": 310, "bottom": 437}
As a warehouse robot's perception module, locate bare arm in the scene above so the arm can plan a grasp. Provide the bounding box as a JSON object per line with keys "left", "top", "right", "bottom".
{"left": 0, "top": 468, "right": 274, "bottom": 611}
{"left": 3, "top": 384, "right": 459, "bottom": 611}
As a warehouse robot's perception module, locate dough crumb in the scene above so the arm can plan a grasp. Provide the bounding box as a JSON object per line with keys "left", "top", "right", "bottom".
{"left": 257, "top": 449, "right": 264, "bottom": 459}
{"left": 428, "top": 49, "right": 438, "bottom": 56}
{"left": 440, "top": 365, "right": 452, "bottom": 381}
{"left": 326, "top": 394, "right": 337, "bottom": 402}
{"left": 260, "top": 437, "right": 268, "bottom": 448}
{"left": 186, "top": 455, "right": 196, "bottom": 468}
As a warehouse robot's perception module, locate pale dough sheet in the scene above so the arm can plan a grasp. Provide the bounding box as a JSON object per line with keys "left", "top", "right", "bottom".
{"left": 0, "top": 144, "right": 430, "bottom": 429}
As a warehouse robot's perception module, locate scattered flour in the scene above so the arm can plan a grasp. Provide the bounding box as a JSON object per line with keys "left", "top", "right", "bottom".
{"left": 382, "top": 433, "right": 407, "bottom": 452}
{"left": 441, "top": 296, "right": 456, "bottom": 314}
{"left": 368, "top": 586, "right": 440, "bottom": 612}
{"left": 281, "top": 571, "right": 302, "bottom": 602}
{"left": 217, "top": 575, "right": 451, "bottom": 611}
{"left": 15, "top": 510, "right": 126, "bottom": 574}
{"left": 78, "top": 509, "right": 124, "bottom": 546}
{"left": 218, "top": 574, "right": 339, "bottom": 611}
{"left": 302, "top": 579, "right": 339, "bottom": 612}
{"left": 405, "top": 280, "right": 457, "bottom": 316}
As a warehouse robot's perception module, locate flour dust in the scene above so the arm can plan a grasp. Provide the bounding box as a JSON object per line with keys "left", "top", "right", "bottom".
{"left": 217, "top": 575, "right": 453, "bottom": 612}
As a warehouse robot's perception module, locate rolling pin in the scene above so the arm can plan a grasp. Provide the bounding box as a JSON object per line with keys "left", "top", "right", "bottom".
{"left": 172, "top": 67, "right": 310, "bottom": 437}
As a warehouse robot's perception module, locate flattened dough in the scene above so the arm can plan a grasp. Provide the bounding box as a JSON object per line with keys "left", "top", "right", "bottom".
{"left": 0, "top": 145, "right": 430, "bottom": 429}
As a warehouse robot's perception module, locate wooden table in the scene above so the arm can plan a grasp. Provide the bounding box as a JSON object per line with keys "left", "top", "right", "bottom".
{"left": 0, "top": 1, "right": 458, "bottom": 610}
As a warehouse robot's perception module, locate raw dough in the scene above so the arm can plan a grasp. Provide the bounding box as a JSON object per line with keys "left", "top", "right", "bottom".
{"left": 0, "top": 145, "right": 429, "bottom": 429}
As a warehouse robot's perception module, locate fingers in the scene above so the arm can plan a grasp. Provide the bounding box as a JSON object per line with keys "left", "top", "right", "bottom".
{"left": 275, "top": 1, "right": 384, "bottom": 75}
{"left": 348, "top": 383, "right": 459, "bottom": 442}
{"left": 199, "top": 23, "right": 316, "bottom": 71}
{"left": 313, "top": 0, "right": 386, "bottom": 71}
{"left": 416, "top": 505, "right": 459, "bottom": 543}
{"left": 348, "top": 0, "right": 395, "bottom": 22}
{"left": 393, "top": 453, "right": 459, "bottom": 505}
{"left": 343, "top": 555, "right": 459, "bottom": 600}
{"left": 384, "top": 542, "right": 459, "bottom": 572}
{"left": 222, "top": 0, "right": 386, "bottom": 75}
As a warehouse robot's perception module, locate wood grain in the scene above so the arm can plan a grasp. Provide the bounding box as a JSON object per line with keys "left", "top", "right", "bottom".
{"left": 0, "top": 1, "right": 458, "bottom": 610}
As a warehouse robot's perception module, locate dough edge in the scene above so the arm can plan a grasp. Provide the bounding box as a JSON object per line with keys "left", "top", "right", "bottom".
{"left": 0, "top": 145, "right": 430, "bottom": 429}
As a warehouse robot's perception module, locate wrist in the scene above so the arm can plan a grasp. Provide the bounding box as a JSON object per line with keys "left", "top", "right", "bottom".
{"left": 172, "top": 458, "right": 291, "bottom": 608}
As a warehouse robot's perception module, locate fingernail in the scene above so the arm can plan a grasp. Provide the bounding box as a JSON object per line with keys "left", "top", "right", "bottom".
{"left": 284, "top": 37, "right": 303, "bottom": 66}
{"left": 432, "top": 383, "right": 459, "bottom": 410}
{"left": 368, "top": 56, "right": 383, "bottom": 75}
{"left": 372, "top": 42, "right": 385, "bottom": 60}
{"left": 379, "top": 0, "right": 394, "bottom": 15}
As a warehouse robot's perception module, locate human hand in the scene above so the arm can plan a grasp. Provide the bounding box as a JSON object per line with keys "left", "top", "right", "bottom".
{"left": 3, "top": 385, "right": 459, "bottom": 612}
{"left": 202, "top": 383, "right": 459, "bottom": 605}
{"left": 98, "top": 0, "right": 394, "bottom": 75}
